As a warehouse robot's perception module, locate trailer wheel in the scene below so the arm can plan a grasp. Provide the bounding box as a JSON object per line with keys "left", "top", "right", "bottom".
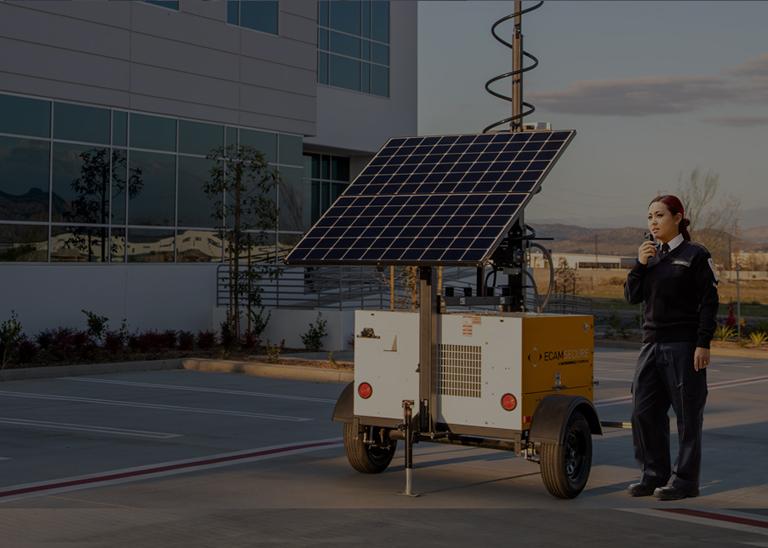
{"left": 540, "top": 411, "right": 592, "bottom": 499}
{"left": 343, "top": 422, "right": 396, "bottom": 474}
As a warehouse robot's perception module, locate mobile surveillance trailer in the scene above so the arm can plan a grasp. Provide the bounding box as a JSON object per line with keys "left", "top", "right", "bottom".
{"left": 285, "top": 129, "right": 602, "bottom": 499}
{"left": 285, "top": 1, "right": 601, "bottom": 499}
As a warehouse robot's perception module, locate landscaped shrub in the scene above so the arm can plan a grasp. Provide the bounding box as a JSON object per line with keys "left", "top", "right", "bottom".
{"left": 220, "top": 321, "right": 235, "bottom": 349}
{"left": 178, "top": 331, "right": 195, "bottom": 351}
{"left": 103, "top": 331, "right": 125, "bottom": 353}
{"left": 82, "top": 309, "right": 108, "bottom": 342}
{"left": 197, "top": 330, "right": 216, "bottom": 350}
{"left": 160, "top": 330, "right": 177, "bottom": 349}
{"left": 17, "top": 337, "right": 38, "bottom": 364}
{"left": 35, "top": 329, "right": 55, "bottom": 350}
{"left": 0, "top": 310, "right": 23, "bottom": 369}
{"left": 301, "top": 313, "right": 328, "bottom": 352}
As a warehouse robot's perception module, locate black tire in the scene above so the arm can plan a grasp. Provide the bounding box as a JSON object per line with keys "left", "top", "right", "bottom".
{"left": 343, "top": 422, "right": 397, "bottom": 474}
{"left": 540, "top": 411, "right": 592, "bottom": 499}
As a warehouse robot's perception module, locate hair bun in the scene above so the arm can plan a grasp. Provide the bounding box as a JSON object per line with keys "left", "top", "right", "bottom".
{"left": 681, "top": 218, "right": 691, "bottom": 228}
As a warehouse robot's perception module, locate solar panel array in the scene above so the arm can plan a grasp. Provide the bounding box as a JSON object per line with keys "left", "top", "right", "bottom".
{"left": 286, "top": 130, "right": 575, "bottom": 266}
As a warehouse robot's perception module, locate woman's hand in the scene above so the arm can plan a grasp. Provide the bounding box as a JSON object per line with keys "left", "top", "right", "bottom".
{"left": 638, "top": 241, "right": 657, "bottom": 265}
{"left": 694, "top": 347, "right": 710, "bottom": 371}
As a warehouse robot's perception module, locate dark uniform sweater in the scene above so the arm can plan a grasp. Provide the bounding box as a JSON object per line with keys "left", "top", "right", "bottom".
{"left": 624, "top": 240, "right": 719, "bottom": 348}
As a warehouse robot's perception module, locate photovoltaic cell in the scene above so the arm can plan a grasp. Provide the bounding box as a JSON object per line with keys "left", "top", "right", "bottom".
{"left": 286, "top": 130, "right": 575, "bottom": 266}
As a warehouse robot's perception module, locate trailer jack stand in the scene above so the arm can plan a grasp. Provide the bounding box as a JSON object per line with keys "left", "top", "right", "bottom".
{"left": 400, "top": 399, "right": 419, "bottom": 497}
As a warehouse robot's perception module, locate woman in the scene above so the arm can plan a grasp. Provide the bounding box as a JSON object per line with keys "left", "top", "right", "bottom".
{"left": 624, "top": 195, "right": 719, "bottom": 501}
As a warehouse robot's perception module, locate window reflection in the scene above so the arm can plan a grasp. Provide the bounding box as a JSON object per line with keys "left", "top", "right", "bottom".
{"left": 52, "top": 144, "right": 109, "bottom": 224}
{"left": 0, "top": 94, "right": 50, "bottom": 138}
{"left": 128, "top": 151, "right": 175, "bottom": 226}
{"left": 278, "top": 166, "right": 309, "bottom": 232}
{"left": 178, "top": 156, "right": 218, "bottom": 228}
{"left": 51, "top": 225, "right": 109, "bottom": 262}
{"left": 127, "top": 228, "right": 175, "bottom": 262}
{"left": 53, "top": 102, "right": 110, "bottom": 145}
{"left": 111, "top": 227, "right": 126, "bottom": 262}
{"left": 179, "top": 120, "right": 223, "bottom": 156}
{"left": 0, "top": 224, "right": 48, "bottom": 262}
{"left": 130, "top": 113, "right": 176, "bottom": 152}
{"left": 177, "top": 229, "right": 222, "bottom": 262}
{"left": 0, "top": 136, "right": 50, "bottom": 222}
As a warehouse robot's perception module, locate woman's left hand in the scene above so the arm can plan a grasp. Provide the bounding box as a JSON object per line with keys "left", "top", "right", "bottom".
{"left": 694, "top": 347, "right": 711, "bottom": 371}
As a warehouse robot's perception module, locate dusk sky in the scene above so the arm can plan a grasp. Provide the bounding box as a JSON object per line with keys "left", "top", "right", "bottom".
{"left": 418, "top": 1, "right": 768, "bottom": 228}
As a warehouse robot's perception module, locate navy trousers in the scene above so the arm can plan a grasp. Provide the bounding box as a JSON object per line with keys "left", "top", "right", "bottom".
{"left": 631, "top": 341, "right": 708, "bottom": 489}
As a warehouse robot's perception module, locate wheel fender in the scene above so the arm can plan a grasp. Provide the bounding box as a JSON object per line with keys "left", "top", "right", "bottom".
{"left": 332, "top": 382, "right": 354, "bottom": 423}
{"left": 529, "top": 395, "right": 602, "bottom": 444}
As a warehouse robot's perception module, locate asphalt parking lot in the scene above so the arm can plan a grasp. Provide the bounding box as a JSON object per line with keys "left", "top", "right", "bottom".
{"left": 1, "top": 348, "right": 767, "bottom": 547}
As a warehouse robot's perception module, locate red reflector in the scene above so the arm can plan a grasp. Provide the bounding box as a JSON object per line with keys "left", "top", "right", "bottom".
{"left": 358, "top": 382, "right": 373, "bottom": 399}
{"left": 500, "top": 393, "right": 517, "bottom": 411}
{"left": 522, "top": 415, "right": 532, "bottom": 424}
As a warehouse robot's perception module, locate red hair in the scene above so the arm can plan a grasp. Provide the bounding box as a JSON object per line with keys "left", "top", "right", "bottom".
{"left": 649, "top": 195, "right": 691, "bottom": 240}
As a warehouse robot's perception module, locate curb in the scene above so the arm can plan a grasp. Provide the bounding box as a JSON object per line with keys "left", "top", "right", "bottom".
{"left": 182, "top": 358, "right": 354, "bottom": 384}
{"left": 0, "top": 359, "right": 183, "bottom": 382}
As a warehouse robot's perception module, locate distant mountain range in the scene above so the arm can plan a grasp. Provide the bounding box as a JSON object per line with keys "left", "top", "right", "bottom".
{"left": 529, "top": 223, "right": 767, "bottom": 255}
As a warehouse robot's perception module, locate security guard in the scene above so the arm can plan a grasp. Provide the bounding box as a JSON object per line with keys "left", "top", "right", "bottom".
{"left": 624, "top": 195, "right": 719, "bottom": 501}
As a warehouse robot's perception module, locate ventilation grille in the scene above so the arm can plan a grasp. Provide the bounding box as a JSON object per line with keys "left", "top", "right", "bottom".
{"left": 438, "top": 344, "right": 482, "bottom": 398}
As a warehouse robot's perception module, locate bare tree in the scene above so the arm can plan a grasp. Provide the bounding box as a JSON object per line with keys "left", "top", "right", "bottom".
{"left": 677, "top": 168, "right": 740, "bottom": 266}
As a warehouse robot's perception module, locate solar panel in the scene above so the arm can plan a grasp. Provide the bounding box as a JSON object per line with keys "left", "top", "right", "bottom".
{"left": 285, "top": 130, "right": 575, "bottom": 266}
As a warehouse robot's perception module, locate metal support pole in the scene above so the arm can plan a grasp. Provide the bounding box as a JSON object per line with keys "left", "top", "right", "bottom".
{"left": 736, "top": 263, "right": 742, "bottom": 340}
{"left": 418, "top": 266, "right": 437, "bottom": 434}
{"left": 506, "top": 217, "right": 526, "bottom": 312}
{"left": 401, "top": 399, "right": 417, "bottom": 497}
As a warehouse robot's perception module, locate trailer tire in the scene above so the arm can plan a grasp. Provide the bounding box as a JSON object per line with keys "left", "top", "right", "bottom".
{"left": 343, "top": 422, "right": 396, "bottom": 474}
{"left": 540, "top": 411, "right": 592, "bottom": 499}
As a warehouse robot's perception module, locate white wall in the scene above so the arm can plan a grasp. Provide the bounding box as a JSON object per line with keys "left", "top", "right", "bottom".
{"left": 259, "top": 308, "right": 354, "bottom": 351}
{"left": 0, "top": 264, "right": 219, "bottom": 336}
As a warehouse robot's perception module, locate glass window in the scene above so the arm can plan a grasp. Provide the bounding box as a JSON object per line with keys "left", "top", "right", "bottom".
{"left": 113, "top": 111, "right": 127, "bottom": 147}
{"left": 318, "top": 52, "right": 329, "bottom": 84}
{"left": 0, "top": 224, "right": 48, "bottom": 262}
{"left": 240, "top": 129, "right": 277, "bottom": 162}
{"left": 228, "top": 0, "right": 279, "bottom": 34}
{"left": 331, "top": 157, "right": 350, "bottom": 181}
{"left": 361, "top": 1, "right": 371, "bottom": 38}
{"left": 53, "top": 102, "right": 110, "bottom": 145}
{"left": 0, "top": 94, "right": 50, "bottom": 138}
{"left": 278, "top": 134, "right": 303, "bottom": 167}
{"left": 128, "top": 151, "right": 176, "bottom": 226}
{"left": 278, "top": 166, "right": 309, "bottom": 232}
{"left": 177, "top": 229, "right": 222, "bottom": 262}
{"left": 371, "top": 64, "right": 389, "bottom": 96}
{"left": 130, "top": 113, "right": 176, "bottom": 152}
{"left": 179, "top": 120, "right": 224, "bottom": 156}
{"left": 330, "top": 31, "right": 360, "bottom": 58}
{"left": 361, "top": 63, "right": 370, "bottom": 93}
{"left": 0, "top": 136, "right": 50, "bottom": 222}
{"left": 371, "top": 43, "right": 389, "bottom": 65}
{"left": 318, "top": 28, "right": 329, "bottom": 50}
{"left": 225, "top": 127, "right": 238, "bottom": 147}
{"left": 361, "top": 40, "right": 371, "bottom": 61}
{"left": 178, "top": 156, "right": 219, "bottom": 228}
{"left": 330, "top": 1, "right": 361, "bottom": 34}
{"left": 371, "top": 0, "right": 390, "bottom": 43}
{"left": 330, "top": 55, "right": 361, "bottom": 91}
{"left": 145, "top": 1, "right": 179, "bottom": 9}
{"left": 111, "top": 149, "right": 130, "bottom": 225}
{"left": 51, "top": 225, "right": 109, "bottom": 262}
{"left": 318, "top": 0, "right": 329, "bottom": 27}
{"left": 111, "top": 227, "right": 125, "bottom": 262}
{"left": 52, "top": 143, "right": 110, "bottom": 224}
{"left": 127, "top": 228, "right": 175, "bottom": 262}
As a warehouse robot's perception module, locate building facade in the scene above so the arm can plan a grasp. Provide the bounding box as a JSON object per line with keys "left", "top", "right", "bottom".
{"left": 0, "top": 0, "right": 417, "bottom": 335}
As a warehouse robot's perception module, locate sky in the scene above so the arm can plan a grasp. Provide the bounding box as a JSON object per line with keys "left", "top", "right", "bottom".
{"left": 417, "top": 1, "right": 768, "bottom": 228}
